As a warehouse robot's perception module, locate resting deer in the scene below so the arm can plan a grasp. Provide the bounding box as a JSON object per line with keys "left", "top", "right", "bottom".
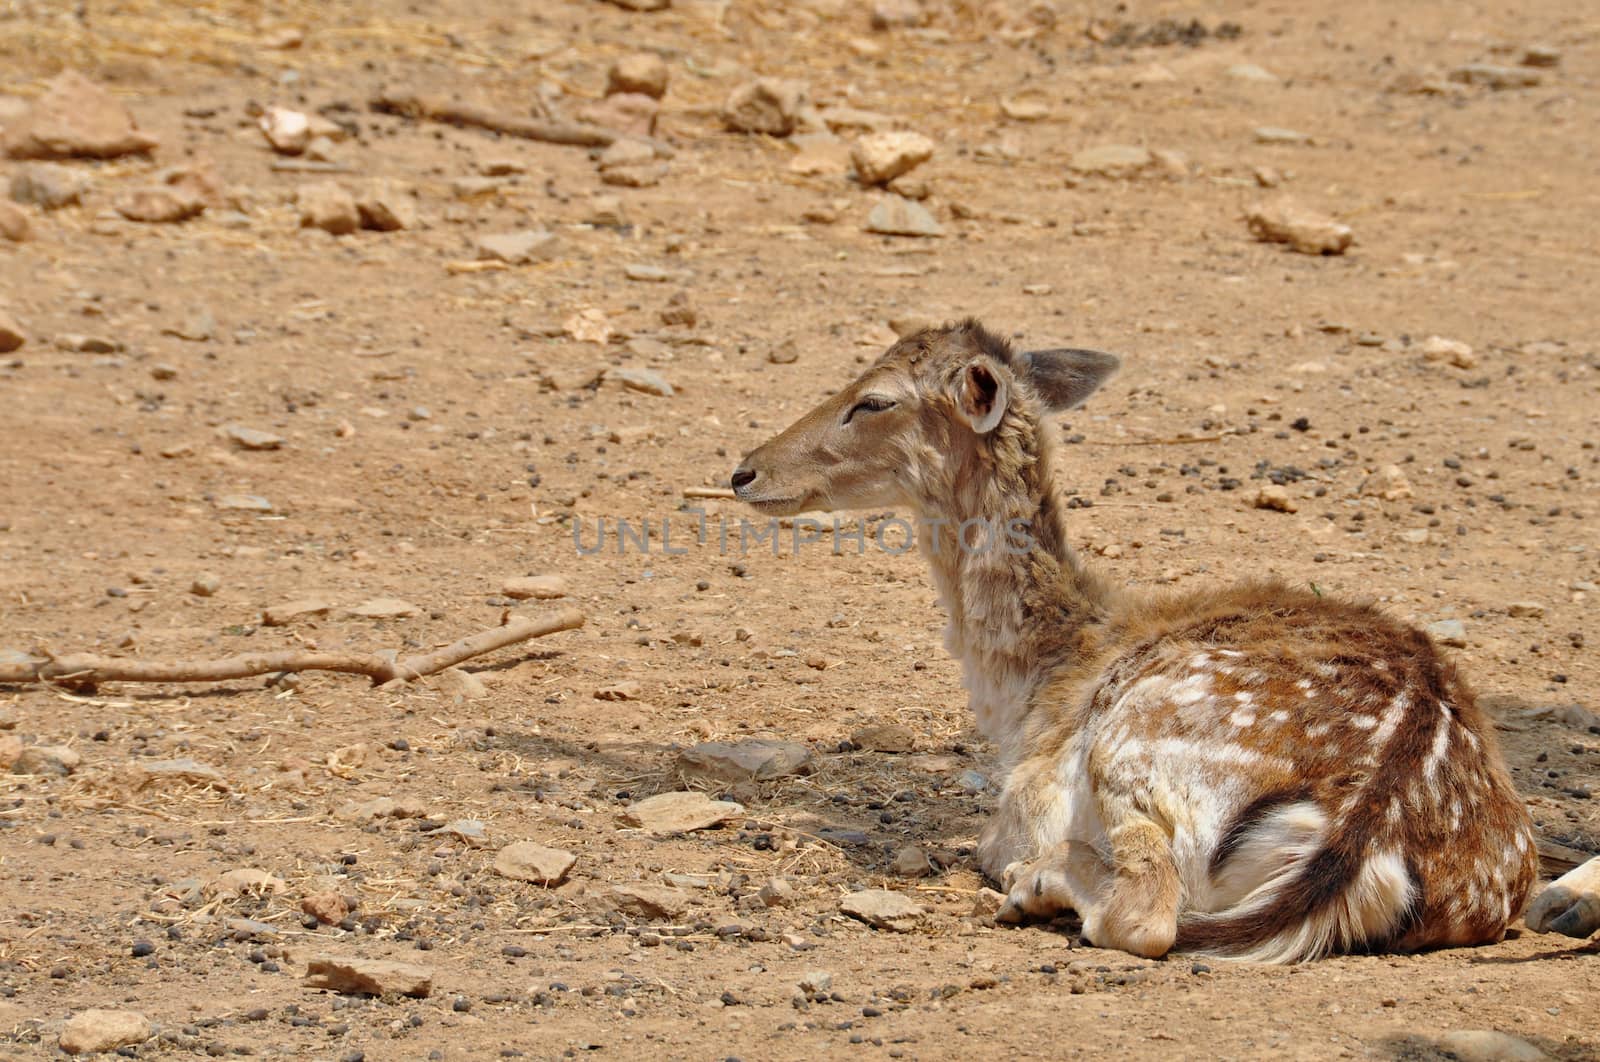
{"left": 731, "top": 319, "right": 1543, "bottom": 962}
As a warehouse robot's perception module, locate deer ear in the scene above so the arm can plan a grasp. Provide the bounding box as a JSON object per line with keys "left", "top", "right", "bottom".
{"left": 1021, "top": 348, "right": 1120, "bottom": 411}
{"left": 956, "top": 360, "right": 1009, "bottom": 434}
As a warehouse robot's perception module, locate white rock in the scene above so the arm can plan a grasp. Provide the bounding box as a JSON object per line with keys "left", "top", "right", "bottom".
{"left": 502, "top": 574, "right": 567, "bottom": 600}
{"left": 494, "top": 841, "right": 577, "bottom": 885}
{"left": 678, "top": 739, "right": 813, "bottom": 783}
{"left": 1225, "top": 63, "right": 1279, "bottom": 84}
{"left": 304, "top": 956, "right": 433, "bottom": 998}
{"left": 297, "top": 181, "right": 358, "bottom": 235}
{"left": 223, "top": 424, "right": 284, "bottom": 450}
{"left": 59, "top": 1009, "right": 152, "bottom": 1055}
{"left": 723, "top": 78, "right": 808, "bottom": 136}
{"left": 345, "top": 597, "right": 421, "bottom": 619}
{"left": 1246, "top": 199, "right": 1353, "bottom": 255}
{"left": 1507, "top": 601, "right": 1546, "bottom": 619}
{"left": 1068, "top": 143, "right": 1152, "bottom": 176}
{"left": 612, "top": 366, "right": 674, "bottom": 396}
{"left": 1426, "top": 619, "right": 1468, "bottom": 647}
{"left": 620, "top": 791, "right": 744, "bottom": 834}
{"left": 850, "top": 130, "right": 934, "bottom": 186}
{"left": 864, "top": 196, "right": 942, "bottom": 237}
{"left": 840, "top": 889, "right": 925, "bottom": 931}
{"left": 1420, "top": 335, "right": 1477, "bottom": 369}
{"left": 475, "top": 229, "right": 558, "bottom": 265}
{"left": 260, "top": 106, "right": 312, "bottom": 154}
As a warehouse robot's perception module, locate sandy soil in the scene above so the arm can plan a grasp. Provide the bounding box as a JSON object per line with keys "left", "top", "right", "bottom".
{"left": 2, "top": 0, "right": 1598, "bottom": 1058}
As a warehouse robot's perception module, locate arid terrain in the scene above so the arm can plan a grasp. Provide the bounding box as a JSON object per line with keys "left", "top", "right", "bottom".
{"left": 2, "top": 0, "right": 1598, "bottom": 1058}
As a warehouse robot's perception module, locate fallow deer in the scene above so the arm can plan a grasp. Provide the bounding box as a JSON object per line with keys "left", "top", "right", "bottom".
{"left": 731, "top": 319, "right": 1543, "bottom": 962}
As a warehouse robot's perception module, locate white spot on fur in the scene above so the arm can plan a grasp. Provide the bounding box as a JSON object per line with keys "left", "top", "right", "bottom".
{"left": 1371, "top": 691, "right": 1410, "bottom": 747}
{"left": 1423, "top": 703, "right": 1453, "bottom": 783}
{"left": 1229, "top": 709, "right": 1257, "bottom": 728}
{"left": 1268, "top": 710, "right": 1290, "bottom": 725}
{"left": 1348, "top": 714, "right": 1378, "bottom": 730}
{"left": 1306, "top": 722, "right": 1332, "bottom": 739}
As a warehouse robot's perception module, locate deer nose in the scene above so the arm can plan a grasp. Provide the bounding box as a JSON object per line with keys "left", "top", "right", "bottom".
{"left": 730, "top": 465, "right": 758, "bottom": 491}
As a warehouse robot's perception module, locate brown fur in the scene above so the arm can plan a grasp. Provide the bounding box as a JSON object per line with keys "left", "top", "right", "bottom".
{"left": 733, "top": 320, "right": 1538, "bottom": 961}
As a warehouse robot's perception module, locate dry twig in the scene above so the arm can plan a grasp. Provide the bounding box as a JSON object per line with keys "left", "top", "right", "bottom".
{"left": 371, "top": 88, "right": 673, "bottom": 156}
{"left": 0, "top": 609, "right": 584, "bottom": 688}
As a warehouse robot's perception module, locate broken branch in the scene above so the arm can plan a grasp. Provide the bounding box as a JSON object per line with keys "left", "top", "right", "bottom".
{"left": 373, "top": 88, "right": 625, "bottom": 149}
{"left": 0, "top": 608, "right": 584, "bottom": 688}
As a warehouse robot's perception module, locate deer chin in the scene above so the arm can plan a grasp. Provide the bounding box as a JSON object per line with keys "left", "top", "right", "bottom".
{"left": 736, "top": 491, "right": 811, "bottom": 515}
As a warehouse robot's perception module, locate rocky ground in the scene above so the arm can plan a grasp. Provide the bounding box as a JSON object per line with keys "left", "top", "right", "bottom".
{"left": 2, "top": 0, "right": 1599, "bottom": 1058}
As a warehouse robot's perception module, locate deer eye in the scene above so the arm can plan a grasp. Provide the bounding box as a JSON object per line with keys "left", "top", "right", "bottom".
{"left": 844, "top": 396, "right": 896, "bottom": 424}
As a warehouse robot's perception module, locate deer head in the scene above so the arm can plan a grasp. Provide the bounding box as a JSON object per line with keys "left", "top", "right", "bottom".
{"left": 730, "top": 320, "right": 1119, "bottom": 517}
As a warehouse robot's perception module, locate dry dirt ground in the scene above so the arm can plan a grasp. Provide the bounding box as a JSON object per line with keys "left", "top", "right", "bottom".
{"left": 2, "top": 0, "right": 1600, "bottom": 1058}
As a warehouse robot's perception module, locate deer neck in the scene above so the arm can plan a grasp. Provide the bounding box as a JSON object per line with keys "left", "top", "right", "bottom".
{"left": 913, "top": 410, "right": 1111, "bottom": 757}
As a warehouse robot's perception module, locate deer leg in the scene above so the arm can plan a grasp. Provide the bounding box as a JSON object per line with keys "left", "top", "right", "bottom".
{"left": 995, "top": 841, "right": 1111, "bottom": 925}
{"left": 1081, "top": 818, "right": 1182, "bottom": 959}
{"left": 1525, "top": 856, "right": 1600, "bottom": 939}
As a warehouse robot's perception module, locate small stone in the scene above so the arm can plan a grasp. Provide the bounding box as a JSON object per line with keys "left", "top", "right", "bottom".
{"left": 215, "top": 494, "right": 274, "bottom": 512}
{"left": 999, "top": 94, "right": 1050, "bottom": 121}
{"left": 209, "top": 868, "right": 287, "bottom": 898}
{"left": 501, "top": 574, "right": 568, "bottom": 600}
{"left": 611, "top": 366, "right": 674, "bottom": 396}
{"left": 577, "top": 93, "right": 659, "bottom": 138}
{"left": 757, "top": 877, "right": 796, "bottom": 908}
{"left": 678, "top": 739, "right": 813, "bottom": 783}
{"left": 134, "top": 758, "right": 228, "bottom": 790}
{"left": 599, "top": 138, "right": 657, "bottom": 170}
{"left": 115, "top": 185, "right": 205, "bottom": 223}
{"left": 850, "top": 131, "right": 935, "bottom": 186}
{"left": 1068, "top": 144, "right": 1152, "bottom": 176}
{"left": 1246, "top": 199, "right": 1353, "bottom": 255}
{"left": 1426, "top": 619, "right": 1468, "bottom": 648}
{"left": 301, "top": 891, "right": 351, "bottom": 925}
{"left": 355, "top": 179, "right": 417, "bottom": 232}
{"left": 223, "top": 424, "right": 285, "bottom": 451}
{"left": 851, "top": 722, "right": 916, "bottom": 753}
{"left": 1450, "top": 64, "right": 1542, "bottom": 90}
{"left": 13, "top": 744, "right": 80, "bottom": 776}
{"left": 1150, "top": 148, "right": 1189, "bottom": 177}
{"left": 0, "top": 201, "right": 28, "bottom": 241}
{"left": 304, "top": 957, "right": 433, "bottom": 998}
{"left": 1521, "top": 45, "right": 1561, "bottom": 69}
{"left": 59, "top": 1009, "right": 153, "bottom": 1055}
{"left": 600, "top": 162, "right": 668, "bottom": 188}
{"left": 1507, "top": 601, "right": 1546, "bottom": 619}
{"left": 624, "top": 264, "right": 679, "bottom": 283}
{"left": 608, "top": 54, "right": 670, "bottom": 99}
{"left": 9, "top": 162, "right": 91, "bottom": 208}
{"left": 494, "top": 842, "right": 577, "bottom": 886}
{"left": 620, "top": 791, "right": 745, "bottom": 834}
{"left": 1360, "top": 464, "right": 1413, "bottom": 501}
{"left": 3, "top": 70, "right": 158, "bottom": 159}
{"left": 610, "top": 884, "right": 690, "bottom": 920}
{"left": 298, "top": 181, "right": 359, "bottom": 235}
{"left": 54, "top": 333, "right": 121, "bottom": 354}
{"left": 840, "top": 889, "right": 925, "bottom": 932}
{"left": 723, "top": 78, "right": 808, "bottom": 137}
{"left": 1420, "top": 335, "right": 1478, "bottom": 369}
{"left": 585, "top": 194, "right": 626, "bottom": 227}
{"left": 595, "top": 680, "right": 643, "bottom": 701}
{"left": 972, "top": 887, "right": 1005, "bottom": 919}
{"left": 345, "top": 598, "right": 421, "bottom": 619}
{"left": 864, "top": 196, "right": 942, "bottom": 238}
{"left": 259, "top": 106, "right": 312, "bottom": 154}
{"left": 164, "top": 307, "right": 215, "bottom": 341}
{"left": 769, "top": 338, "right": 800, "bottom": 364}
{"left": 891, "top": 846, "right": 932, "bottom": 878}
{"left": 262, "top": 598, "right": 335, "bottom": 625}
{"left": 0, "top": 733, "right": 24, "bottom": 771}
{"left": 438, "top": 819, "right": 488, "bottom": 844}
{"left": 1252, "top": 484, "right": 1298, "bottom": 513}
{"left": 433, "top": 667, "right": 487, "bottom": 702}
{"left": 475, "top": 230, "right": 558, "bottom": 265}
{"left": 798, "top": 969, "right": 833, "bottom": 996}
{"left": 604, "top": 0, "right": 669, "bottom": 10}
{"left": 1398, "top": 528, "right": 1430, "bottom": 545}
{"left": 1432, "top": 1030, "right": 1549, "bottom": 1062}
{"left": 0, "top": 310, "right": 24, "bottom": 353}
{"left": 1224, "top": 63, "right": 1279, "bottom": 84}
{"left": 1253, "top": 126, "right": 1310, "bottom": 145}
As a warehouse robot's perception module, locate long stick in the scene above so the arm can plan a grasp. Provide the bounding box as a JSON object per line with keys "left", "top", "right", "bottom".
{"left": 0, "top": 609, "right": 584, "bottom": 688}
{"left": 371, "top": 89, "right": 613, "bottom": 147}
